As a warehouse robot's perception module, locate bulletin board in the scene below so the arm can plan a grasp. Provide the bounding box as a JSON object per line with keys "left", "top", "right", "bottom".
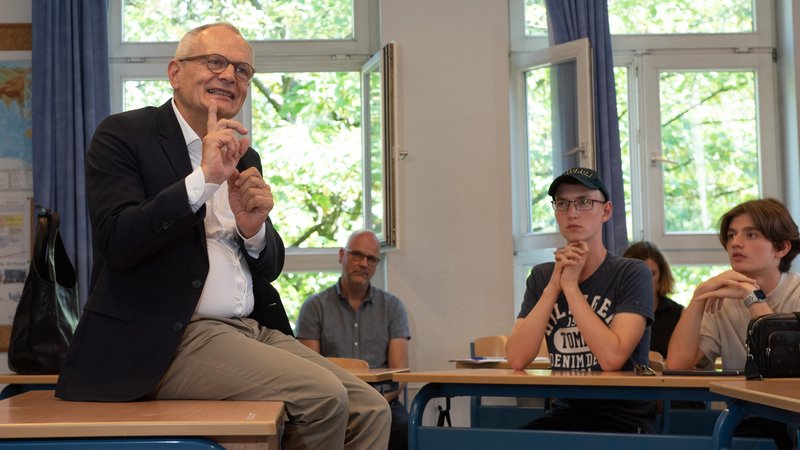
{"left": 0, "top": 23, "right": 34, "bottom": 351}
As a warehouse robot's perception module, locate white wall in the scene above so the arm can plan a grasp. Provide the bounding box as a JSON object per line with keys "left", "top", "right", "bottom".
{"left": 380, "top": 0, "right": 515, "bottom": 423}
{"left": 0, "top": 0, "right": 30, "bottom": 22}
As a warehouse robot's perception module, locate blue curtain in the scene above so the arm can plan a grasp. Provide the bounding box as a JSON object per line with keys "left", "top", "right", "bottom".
{"left": 32, "top": 0, "right": 109, "bottom": 305}
{"left": 545, "top": 0, "right": 628, "bottom": 255}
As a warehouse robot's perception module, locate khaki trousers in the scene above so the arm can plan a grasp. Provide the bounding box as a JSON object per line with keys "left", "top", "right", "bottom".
{"left": 151, "top": 317, "right": 391, "bottom": 450}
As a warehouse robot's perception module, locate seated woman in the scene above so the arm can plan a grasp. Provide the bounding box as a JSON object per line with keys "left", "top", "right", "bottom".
{"left": 623, "top": 241, "right": 682, "bottom": 359}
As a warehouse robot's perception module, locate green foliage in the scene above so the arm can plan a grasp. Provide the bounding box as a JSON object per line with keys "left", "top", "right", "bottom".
{"left": 276, "top": 271, "right": 340, "bottom": 326}
{"left": 122, "top": 0, "right": 354, "bottom": 42}
{"left": 251, "top": 71, "right": 363, "bottom": 248}
{"left": 526, "top": 67, "right": 556, "bottom": 233}
{"left": 123, "top": 80, "right": 172, "bottom": 111}
{"left": 660, "top": 71, "right": 758, "bottom": 232}
{"left": 523, "top": 0, "right": 548, "bottom": 36}
{"left": 525, "top": 0, "right": 753, "bottom": 37}
{"left": 671, "top": 265, "right": 728, "bottom": 306}
{"left": 608, "top": 0, "right": 753, "bottom": 34}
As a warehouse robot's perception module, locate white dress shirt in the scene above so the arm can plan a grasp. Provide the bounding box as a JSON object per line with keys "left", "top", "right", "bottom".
{"left": 171, "top": 100, "right": 267, "bottom": 318}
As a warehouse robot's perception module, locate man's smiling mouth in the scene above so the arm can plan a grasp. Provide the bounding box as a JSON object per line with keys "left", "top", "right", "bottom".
{"left": 208, "top": 88, "right": 233, "bottom": 99}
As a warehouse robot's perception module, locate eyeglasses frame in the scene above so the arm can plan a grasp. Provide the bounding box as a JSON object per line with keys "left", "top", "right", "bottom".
{"left": 179, "top": 53, "right": 255, "bottom": 83}
{"left": 550, "top": 198, "right": 607, "bottom": 212}
{"left": 344, "top": 248, "right": 381, "bottom": 266}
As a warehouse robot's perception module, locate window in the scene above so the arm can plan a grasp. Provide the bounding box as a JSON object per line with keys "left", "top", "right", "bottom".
{"left": 111, "top": 0, "right": 394, "bottom": 324}
{"left": 510, "top": 38, "right": 594, "bottom": 254}
{"left": 509, "top": 0, "right": 779, "bottom": 310}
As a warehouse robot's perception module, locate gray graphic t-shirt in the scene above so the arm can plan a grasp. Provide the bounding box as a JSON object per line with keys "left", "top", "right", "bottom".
{"left": 517, "top": 253, "right": 656, "bottom": 432}
{"left": 518, "top": 253, "right": 654, "bottom": 370}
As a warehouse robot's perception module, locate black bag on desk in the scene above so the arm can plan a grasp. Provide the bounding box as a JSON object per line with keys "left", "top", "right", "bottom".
{"left": 744, "top": 312, "right": 800, "bottom": 380}
{"left": 8, "top": 209, "right": 81, "bottom": 374}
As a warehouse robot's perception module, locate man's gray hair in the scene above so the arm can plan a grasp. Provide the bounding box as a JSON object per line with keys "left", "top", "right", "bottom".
{"left": 174, "top": 22, "right": 253, "bottom": 61}
{"left": 346, "top": 229, "right": 379, "bottom": 248}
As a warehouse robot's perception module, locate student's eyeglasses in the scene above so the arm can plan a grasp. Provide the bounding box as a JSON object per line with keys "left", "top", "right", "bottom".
{"left": 344, "top": 248, "right": 381, "bottom": 266}
{"left": 551, "top": 198, "right": 606, "bottom": 212}
{"left": 179, "top": 54, "right": 255, "bottom": 83}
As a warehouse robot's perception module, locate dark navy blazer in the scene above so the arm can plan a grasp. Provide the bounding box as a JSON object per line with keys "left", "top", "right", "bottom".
{"left": 56, "top": 100, "right": 292, "bottom": 401}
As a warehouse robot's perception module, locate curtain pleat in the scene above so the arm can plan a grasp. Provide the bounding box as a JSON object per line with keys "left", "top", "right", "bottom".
{"left": 546, "top": 0, "right": 628, "bottom": 254}
{"left": 32, "top": 0, "right": 109, "bottom": 305}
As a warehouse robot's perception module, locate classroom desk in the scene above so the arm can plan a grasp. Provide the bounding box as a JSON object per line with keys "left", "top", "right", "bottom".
{"left": 0, "top": 368, "right": 409, "bottom": 399}
{"left": 395, "top": 369, "right": 749, "bottom": 450}
{"left": 348, "top": 367, "right": 409, "bottom": 394}
{"left": 0, "top": 374, "right": 58, "bottom": 400}
{"left": 0, "top": 390, "right": 284, "bottom": 449}
{"left": 710, "top": 379, "right": 800, "bottom": 450}
{"left": 453, "top": 356, "right": 550, "bottom": 369}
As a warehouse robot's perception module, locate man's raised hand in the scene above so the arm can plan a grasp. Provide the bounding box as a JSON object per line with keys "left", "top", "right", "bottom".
{"left": 201, "top": 102, "right": 250, "bottom": 184}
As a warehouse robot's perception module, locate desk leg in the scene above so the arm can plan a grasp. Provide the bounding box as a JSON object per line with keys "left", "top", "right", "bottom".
{"left": 408, "top": 383, "right": 443, "bottom": 450}
{"left": 712, "top": 401, "right": 747, "bottom": 450}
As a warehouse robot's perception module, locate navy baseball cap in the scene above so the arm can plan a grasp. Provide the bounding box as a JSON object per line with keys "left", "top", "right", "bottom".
{"left": 548, "top": 167, "right": 609, "bottom": 201}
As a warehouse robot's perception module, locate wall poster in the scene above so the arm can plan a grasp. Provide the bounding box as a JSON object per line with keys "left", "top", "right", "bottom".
{"left": 0, "top": 23, "right": 33, "bottom": 351}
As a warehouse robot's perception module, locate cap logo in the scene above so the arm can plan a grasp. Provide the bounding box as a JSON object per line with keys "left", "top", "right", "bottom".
{"left": 564, "top": 167, "right": 594, "bottom": 178}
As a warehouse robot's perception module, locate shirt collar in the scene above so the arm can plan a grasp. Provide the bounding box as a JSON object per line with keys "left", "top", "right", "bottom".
{"left": 335, "top": 278, "right": 374, "bottom": 304}
{"left": 171, "top": 99, "right": 201, "bottom": 147}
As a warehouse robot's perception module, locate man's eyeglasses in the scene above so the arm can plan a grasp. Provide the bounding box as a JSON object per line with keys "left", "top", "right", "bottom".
{"left": 179, "top": 54, "right": 255, "bottom": 83}
{"left": 551, "top": 198, "right": 606, "bottom": 212}
{"left": 344, "top": 248, "right": 381, "bottom": 266}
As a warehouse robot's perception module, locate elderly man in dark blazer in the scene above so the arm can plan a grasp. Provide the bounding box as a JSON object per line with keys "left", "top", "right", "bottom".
{"left": 55, "top": 22, "right": 390, "bottom": 450}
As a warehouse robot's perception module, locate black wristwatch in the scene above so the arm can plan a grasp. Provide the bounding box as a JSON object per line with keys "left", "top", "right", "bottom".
{"left": 743, "top": 289, "right": 766, "bottom": 308}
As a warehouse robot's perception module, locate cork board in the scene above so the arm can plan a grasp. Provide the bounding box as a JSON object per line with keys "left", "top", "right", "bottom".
{"left": 0, "top": 24, "right": 32, "bottom": 51}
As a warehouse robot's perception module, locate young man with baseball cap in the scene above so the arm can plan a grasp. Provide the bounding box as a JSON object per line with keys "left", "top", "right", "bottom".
{"left": 507, "top": 167, "right": 656, "bottom": 433}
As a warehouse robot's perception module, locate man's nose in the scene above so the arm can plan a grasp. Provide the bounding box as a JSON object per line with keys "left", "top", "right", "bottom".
{"left": 218, "top": 62, "right": 237, "bottom": 81}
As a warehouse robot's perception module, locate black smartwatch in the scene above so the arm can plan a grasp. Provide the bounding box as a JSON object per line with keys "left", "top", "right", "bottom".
{"left": 743, "top": 289, "right": 766, "bottom": 308}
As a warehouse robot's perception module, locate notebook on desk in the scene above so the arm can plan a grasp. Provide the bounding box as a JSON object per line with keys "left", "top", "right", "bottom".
{"left": 661, "top": 368, "right": 745, "bottom": 376}
{"left": 449, "top": 357, "right": 507, "bottom": 365}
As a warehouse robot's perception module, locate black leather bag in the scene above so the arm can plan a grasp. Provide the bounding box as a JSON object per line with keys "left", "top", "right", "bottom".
{"left": 744, "top": 312, "right": 800, "bottom": 380}
{"left": 8, "top": 209, "right": 81, "bottom": 374}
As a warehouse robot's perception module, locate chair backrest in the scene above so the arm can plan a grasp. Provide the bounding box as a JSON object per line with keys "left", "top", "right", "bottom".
{"left": 472, "top": 335, "right": 509, "bottom": 357}
{"left": 326, "top": 357, "right": 369, "bottom": 369}
{"left": 649, "top": 350, "right": 665, "bottom": 371}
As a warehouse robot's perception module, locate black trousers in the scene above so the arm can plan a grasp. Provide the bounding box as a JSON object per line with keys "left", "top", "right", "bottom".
{"left": 389, "top": 398, "right": 409, "bottom": 450}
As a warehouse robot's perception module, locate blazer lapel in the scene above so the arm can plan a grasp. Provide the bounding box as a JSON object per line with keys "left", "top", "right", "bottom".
{"left": 156, "top": 100, "right": 194, "bottom": 179}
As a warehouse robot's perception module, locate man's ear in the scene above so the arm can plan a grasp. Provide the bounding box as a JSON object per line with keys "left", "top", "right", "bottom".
{"left": 167, "top": 60, "right": 181, "bottom": 89}
{"left": 776, "top": 240, "right": 791, "bottom": 258}
{"left": 601, "top": 201, "right": 612, "bottom": 223}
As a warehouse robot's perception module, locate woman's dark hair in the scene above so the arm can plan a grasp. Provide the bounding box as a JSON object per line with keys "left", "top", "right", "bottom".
{"left": 623, "top": 241, "right": 674, "bottom": 297}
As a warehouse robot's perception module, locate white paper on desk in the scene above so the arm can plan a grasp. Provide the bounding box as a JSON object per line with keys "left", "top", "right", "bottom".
{"left": 449, "top": 357, "right": 508, "bottom": 365}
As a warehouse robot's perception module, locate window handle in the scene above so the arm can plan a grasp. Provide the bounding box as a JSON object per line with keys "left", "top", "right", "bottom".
{"left": 650, "top": 153, "right": 679, "bottom": 167}
{"left": 565, "top": 143, "right": 586, "bottom": 157}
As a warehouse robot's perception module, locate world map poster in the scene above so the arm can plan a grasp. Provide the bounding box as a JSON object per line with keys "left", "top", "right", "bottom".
{"left": 0, "top": 61, "right": 34, "bottom": 329}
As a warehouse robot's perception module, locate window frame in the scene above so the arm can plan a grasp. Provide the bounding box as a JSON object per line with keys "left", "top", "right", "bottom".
{"left": 637, "top": 50, "right": 779, "bottom": 256}
{"left": 509, "top": 0, "right": 781, "bottom": 308}
{"left": 107, "top": 0, "right": 374, "bottom": 58}
{"left": 510, "top": 38, "right": 595, "bottom": 253}
{"left": 107, "top": 0, "right": 392, "bottom": 285}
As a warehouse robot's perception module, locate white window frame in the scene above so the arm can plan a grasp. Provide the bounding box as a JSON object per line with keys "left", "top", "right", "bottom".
{"left": 107, "top": 0, "right": 390, "bottom": 279}
{"left": 638, "top": 51, "right": 779, "bottom": 260}
{"left": 509, "top": 0, "right": 781, "bottom": 309}
{"left": 510, "top": 38, "right": 595, "bottom": 254}
{"left": 107, "top": 0, "right": 374, "bottom": 59}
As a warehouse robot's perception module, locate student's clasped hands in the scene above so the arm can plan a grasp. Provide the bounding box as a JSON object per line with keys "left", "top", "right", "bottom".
{"left": 554, "top": 241, "right": 589, "bottom": 288}
{"left": 693, "top": 270, "right": 759, "bottom": 313}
